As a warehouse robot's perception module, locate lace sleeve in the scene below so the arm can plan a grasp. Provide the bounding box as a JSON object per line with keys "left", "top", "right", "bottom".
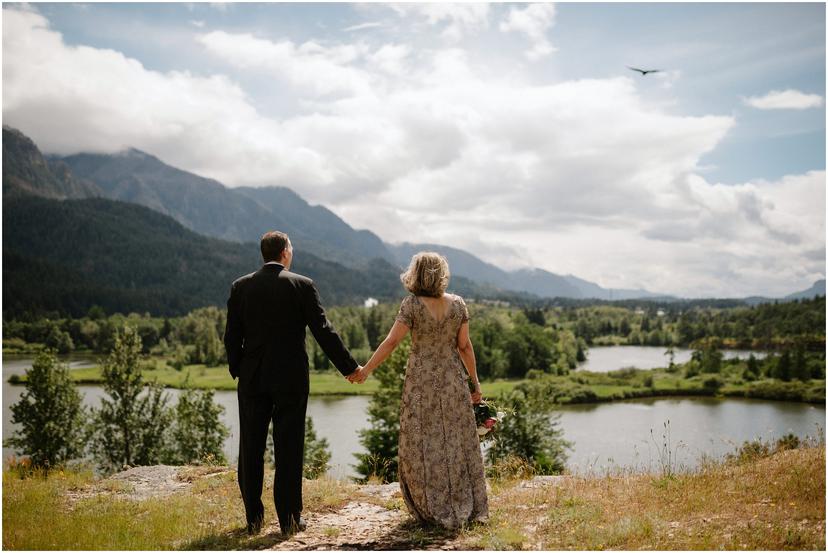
{"left": 396, "top": 295, "right": 415, "bottom": 328}
{"left": 458, "top": 295, "right": 470, "bottom": 323}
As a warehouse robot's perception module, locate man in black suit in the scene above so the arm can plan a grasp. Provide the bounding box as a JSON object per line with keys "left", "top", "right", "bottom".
{"left": 224, "top": 230, "right": 362, "bottom": 536}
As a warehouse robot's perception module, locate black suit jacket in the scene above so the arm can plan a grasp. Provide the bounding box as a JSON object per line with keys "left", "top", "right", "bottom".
{"left": 223, "top": 263, "right": 357, "bottom": 397}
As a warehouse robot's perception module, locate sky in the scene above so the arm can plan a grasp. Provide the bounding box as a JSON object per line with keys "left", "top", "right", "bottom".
{"left": 2, "top": 1, "right": 825, "bottom": 298}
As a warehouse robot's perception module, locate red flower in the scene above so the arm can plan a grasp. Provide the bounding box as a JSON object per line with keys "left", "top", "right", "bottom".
{"left": 484, "top": 418, "right": 496, "bottom": 429}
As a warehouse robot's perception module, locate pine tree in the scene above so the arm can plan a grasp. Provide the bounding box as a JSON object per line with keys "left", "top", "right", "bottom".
{"left": 744, "top": 353, "right": 761, "bottom": 381}
{"left": 354, "top": 337, "right": 410, "bottom": 482}
{"left": 264, "top": 416, "right": 332, "bottom": 479}
{"left": 664, "top": 346, "right": 676, "bottom": 371}
{"left": 6, "top": 351, "right": 86, "bottom": 471}
{"left": 303, "top": 417, "right": 332, "bottom": 479}
{"left": 89, "top": 327, "right": 173, "bottom": 472}
{"left": 774, "top": 351, "right": 793, "bottom": 382}
{"left": 792, "top": 347, "right": 810, "bottom": 382}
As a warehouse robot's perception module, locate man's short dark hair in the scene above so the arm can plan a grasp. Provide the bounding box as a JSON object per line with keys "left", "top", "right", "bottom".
{"left": 261, "top": 231, "right": 290, "bottom": 262}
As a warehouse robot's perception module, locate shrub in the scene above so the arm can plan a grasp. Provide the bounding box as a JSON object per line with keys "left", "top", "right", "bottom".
{"left": 775, "top": 433, "right": 801, "bottom": 451}
{"left": 728, "top": 439, "right": 771, "bottom": 463}
{"left": 702, "top": 375, "right": 723, "bottom": 392}
{"left": 487, "top": 381, "right": 571, "bottom": 475}
{"left": 168, "top": 380, "right": 228, "bottom": 465}
{"left": 5, "top": 351, "right": 86, "bottom": 471}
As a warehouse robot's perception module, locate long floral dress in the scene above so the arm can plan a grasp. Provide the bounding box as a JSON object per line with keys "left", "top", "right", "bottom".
{"left": 395, "top": 294, "right": 489, "bottom": 529}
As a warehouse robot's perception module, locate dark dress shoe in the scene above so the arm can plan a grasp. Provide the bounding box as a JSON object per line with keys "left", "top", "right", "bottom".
{"left": 246, "top": 517, "right": 264, "bottom": 535}
{"left": 281, "top": 516, "right": 307, "bottom": 536}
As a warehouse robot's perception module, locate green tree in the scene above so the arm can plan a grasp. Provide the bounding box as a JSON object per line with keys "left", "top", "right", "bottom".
{"left": 809, "top": 353, "right": 826, "bottom": 379}
{"left": 355, "top": 337, "right": 410, "bottom": 482}
{"left": 664, "top": 346, "right": 676, "bottom": 371}
{"left": 792, "top": 347, "right": 810, "bottom": 382}
{"left": 773, "top": 351, "right": 793, "bottom": 382}
{"left": 5, "top": 351, "right": 86, "bottom": 471}
{"left": 45, "top": 323, "right": 74, "bottom": 354}
{"left": 303, "top": 417, "right": 332, "bottom": 479}
{"left": 89, "top": 327, "right": 173, "bottom": 472}
{"left": 619, "top": 318, "right": 631, "bottom": 336}
{"left": 744, "top": 353, "right": 761, "bottom": 380}
{"left": 703, "top": 345, "right": 723, "bottom": 373}
{"left": 488, "top": 381, "right": 570, "bottom": 474}
{"left": 576, "top": 341, "right": 587, "bottom": 363}
{"left": 87, "top": 305, "right": 106, "bottom": 320}
{"left": 523, "top": 307, "right": 546, "bottom": 326}
{"left": 264, "top": 416, "right": 333, "bottom": 479}
{"left": 169, "top": 380, "right": 228, "bottom": 464}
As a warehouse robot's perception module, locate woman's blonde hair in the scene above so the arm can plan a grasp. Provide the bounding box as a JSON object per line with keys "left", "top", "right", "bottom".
{"left": 400, "top": 251, "right": 450, "bottom": 297}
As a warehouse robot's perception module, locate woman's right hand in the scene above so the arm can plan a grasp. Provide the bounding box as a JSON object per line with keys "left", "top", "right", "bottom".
{"left": 470, "top": 388, "right": 482, "bottom": 404}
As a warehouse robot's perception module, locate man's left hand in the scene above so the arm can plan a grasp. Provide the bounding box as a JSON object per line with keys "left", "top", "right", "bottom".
{"left": 346, "top": 366, "right": 364, "bottom": 383}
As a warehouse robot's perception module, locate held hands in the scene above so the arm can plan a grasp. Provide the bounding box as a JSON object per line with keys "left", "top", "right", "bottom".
{"left": 346, "top": 365, "right": 370, "bottom": 384}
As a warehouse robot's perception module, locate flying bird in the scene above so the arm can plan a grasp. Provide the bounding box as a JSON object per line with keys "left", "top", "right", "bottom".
{"left": 627, "top": 66, "right": 662, "bottom": 76}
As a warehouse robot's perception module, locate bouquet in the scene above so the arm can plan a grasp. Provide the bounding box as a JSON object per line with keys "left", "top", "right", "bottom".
{"left": 473, "top": 400, "right": 500, "bottom": 442}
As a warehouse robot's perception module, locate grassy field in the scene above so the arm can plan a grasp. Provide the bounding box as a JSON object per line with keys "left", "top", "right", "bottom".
{"left": 473, "top": 444, "right": 826, "bottom": 550}
{"left": 3, "top": 443, "right": 824, "bottom": 550}
{"left": 8, "top": 355, "right": 825, "bottom": 403}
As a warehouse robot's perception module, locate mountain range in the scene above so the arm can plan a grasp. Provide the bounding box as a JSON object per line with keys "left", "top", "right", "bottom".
{"left": 36, "top": 131, "right": 671, "bottom": 300}
{"left": 3, "top": 125, "right": 823, "bottom": 314}
{"left": 2, "top": 128, "right": 540, "bottom": 316}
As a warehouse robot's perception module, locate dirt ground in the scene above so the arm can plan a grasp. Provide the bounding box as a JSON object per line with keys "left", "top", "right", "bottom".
{"left": 92, "top": 465, "right": 492, "bottom": 550}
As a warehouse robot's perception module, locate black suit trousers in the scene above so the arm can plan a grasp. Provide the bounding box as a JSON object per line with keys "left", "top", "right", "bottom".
{"left": 237, "top": 384, "right": 308, "bottom": 532}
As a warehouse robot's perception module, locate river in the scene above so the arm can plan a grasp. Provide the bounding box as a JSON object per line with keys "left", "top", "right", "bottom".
{"left": 576, "top": 345, "right": 769, "bottom": 372}
{"left": 3, "top": 349, "right": 822, "bottom": 480}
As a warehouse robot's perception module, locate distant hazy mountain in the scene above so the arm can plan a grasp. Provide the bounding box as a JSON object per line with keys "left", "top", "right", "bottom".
{"left": 1, "top": 132, "right": 536, "bottom": 315}
{"left": 234, "top": 186, "right": 393, "bottom": 266}
{"left": 784, "top": 279, "right": 826, "bottom": 300}
{"left": 51, "top": 136, "right": 666, "bottom": 300}
{"left": 6, "top": 127, "right": 817, "bottom": 304}
{"left": 560, "top": 273, "right": 667, "bottom": 301}
{"left": 2, "top": 126, "right": 101, "bottom": 200}
{"left": 58, "top": 148, "right": 393, "bottom": 267}
{"left": 387, "top": 242, "right": 512, "bottom": 285}
{"left": 387, "top": 242, "right": 669, "bottom": 300}
{"left": 738, "top": 279, "right": 826, "bottom": 306}
{"left": 3, "top": 194, "right": 408, "bottom": 317}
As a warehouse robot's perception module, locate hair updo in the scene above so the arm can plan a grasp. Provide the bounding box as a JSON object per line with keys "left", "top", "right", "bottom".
{"left": 400, "top": 251, "right": 450, "bottom": 297}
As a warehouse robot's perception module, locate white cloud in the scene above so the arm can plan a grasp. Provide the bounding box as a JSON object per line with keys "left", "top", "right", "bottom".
{"left": 743, "top": 89, "right": 824, "bottom": 110}
{"left": 190, "top": 20, "right": 205, "bottom": 28}
{"left": 367, "top": 43, "right": 411, "bottom": 76}
{"left": 2, "top": 6, "right": 823, "bottom": 298}
{"left": 390, "top": 3, "right": 490, "bottom": 42}
{"left": 197, "top": 30, "right": 373, "bottom": 97}
{"left": 499, "top": 3, "right": 557, "bottom": 60}
{"left": 343, "top": 21, "right": 383, "bottom": 33}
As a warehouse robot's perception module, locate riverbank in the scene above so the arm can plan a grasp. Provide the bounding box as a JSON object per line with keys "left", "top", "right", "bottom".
{"left": 7, "top": 357, "right": 825, "bottom": 403}
{"left": 3, "top": 443, "right": 824, "bottom": 550}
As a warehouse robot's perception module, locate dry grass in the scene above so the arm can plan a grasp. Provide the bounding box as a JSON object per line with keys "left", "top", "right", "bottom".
{"left": 467, "top": 444, "right": 826, "bottom": 550}
{"left": 3, "top": 446, "right": 824, "bottom": 550}
{"left": 2, "top": 467, "right": 355, "bottom": 551}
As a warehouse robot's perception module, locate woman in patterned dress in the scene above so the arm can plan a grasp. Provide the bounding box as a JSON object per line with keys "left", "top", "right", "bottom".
{"left": 354, "top": 251, "right": 489, "bottom": 529}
